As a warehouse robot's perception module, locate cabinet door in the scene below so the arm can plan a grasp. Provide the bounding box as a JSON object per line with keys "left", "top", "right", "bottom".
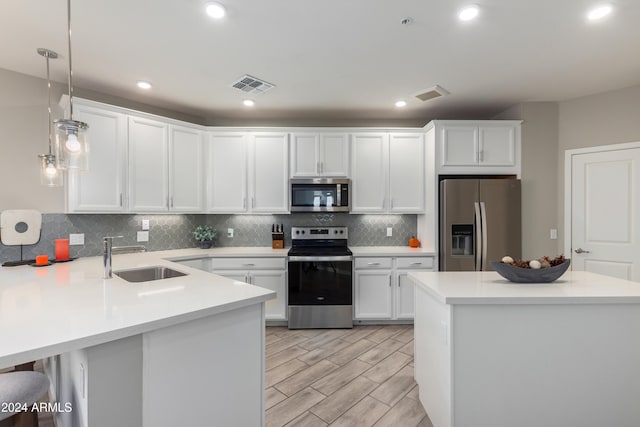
{"left": 290, "top": 134, "right": 319, "bottom": 177}
{"left": 479, "top": 125, "right": 516, "bottom": 166}
{"left": 389, "top": 133, "right": 424, "bottom": 213}
{"left": 128, "top": 116, "right": 169, "bottom": 212}
{"left": 440, "top": 126, "right": 478, "bottom": 166}
{"left": 395, "top": 272, "right": 415, "bottom": 320}
{"left": 169, "top": 126, "right": 204, "bottom": 212}
{"left": 251, "top": 270, "right": 287, "bottom": 321}
{"left": 206, "top": 133, "right": 248, "bottom": 213}
{"left": 319, "top": 134, "right": 349, "bottom": 176}
{"left": 351, "top": 133, "right": 388, "bottom": 213}
{"left": 354, "top": 270, "right": 393, "bottom": 319}
{"left": 67, "top": 104, "right": 127, "bottom": 212}
{"left": 251, "top": 133, "right": 289, "bottom": 213}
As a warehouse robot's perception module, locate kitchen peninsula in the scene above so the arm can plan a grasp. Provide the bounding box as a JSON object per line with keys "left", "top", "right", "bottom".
{"left": 409, "top": 270, "right": 640, "bottom": 427}
{"left": 0, "top": 248, "right": 285, "bottom": 427}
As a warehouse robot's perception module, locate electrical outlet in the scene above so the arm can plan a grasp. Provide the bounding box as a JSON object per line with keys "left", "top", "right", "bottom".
{"left": 227, "top": 228, "right": 234, "bottom": 238}
{"left": 69, "top": 233, "right": 84, "bottom": 245}
{"left": 386, "top": 227, "right": 393, "bottom": 237}
{"left": 142, "top": 219, "right": 150, "bottom": 230}
{"left": 137, "top": 231, "right": 149, "bottom": 242}
{"left": 550, "top": 228, "right": 558, "bottom": 240}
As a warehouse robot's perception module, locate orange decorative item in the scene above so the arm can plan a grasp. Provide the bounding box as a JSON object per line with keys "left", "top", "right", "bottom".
{"left": 35, "top": 255, "right": 49, "bottom": 266}
{"left": 409, "top": 236, "right": 420, "bottom": 248}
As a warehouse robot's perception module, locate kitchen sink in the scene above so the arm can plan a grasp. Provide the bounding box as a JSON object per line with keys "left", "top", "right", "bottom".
{"left": 114, "top": 266, "right": 187, "bottom": 283}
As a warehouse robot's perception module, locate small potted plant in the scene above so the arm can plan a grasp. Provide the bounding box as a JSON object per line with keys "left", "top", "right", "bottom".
{"left": 194, "top": 225, "right": 217, "bottom": 249}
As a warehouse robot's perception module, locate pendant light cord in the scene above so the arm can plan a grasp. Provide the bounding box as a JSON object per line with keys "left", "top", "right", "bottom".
{"left": 46, "top": 54, "right": 53, "bottom": 155}
{"left": 67, "top": 0, "right": 74, "bottom": 120}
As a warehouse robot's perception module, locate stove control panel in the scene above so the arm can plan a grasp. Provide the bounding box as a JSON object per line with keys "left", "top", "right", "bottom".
{"left": 291, "top": 227, "right": 348, "bottom": 240}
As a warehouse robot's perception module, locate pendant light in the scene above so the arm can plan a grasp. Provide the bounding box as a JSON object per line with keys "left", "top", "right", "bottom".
{"left": 37, "top": 48, "right": 63, "bottom": 187}
{"left": 54, "top": 0, "right": 89, "bottom": 171}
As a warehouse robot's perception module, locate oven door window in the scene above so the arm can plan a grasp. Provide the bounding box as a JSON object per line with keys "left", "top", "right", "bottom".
{"left": 291, "top": 185, "right": 338, "bottom": 208}
{"left": 288, "top": 260, "right": 352, "bottom": 305}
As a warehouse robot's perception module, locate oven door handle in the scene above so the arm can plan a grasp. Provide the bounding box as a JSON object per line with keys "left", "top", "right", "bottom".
{"left": 288, "top": 256, "right": 353, "bottom": 262}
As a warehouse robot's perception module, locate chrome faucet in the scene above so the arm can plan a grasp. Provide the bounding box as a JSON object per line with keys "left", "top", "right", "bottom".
{"left": 103, "top": 236, "right": 123, "bottom": 279}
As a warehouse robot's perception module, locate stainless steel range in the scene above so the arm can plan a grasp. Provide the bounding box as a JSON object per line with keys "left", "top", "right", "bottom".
{"left": 287, "top": 226, "right": 353, "bottom": 329}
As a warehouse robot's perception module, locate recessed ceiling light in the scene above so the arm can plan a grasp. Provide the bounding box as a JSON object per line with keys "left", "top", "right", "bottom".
{"left": 205, "top": 2, "right": 226, "bottom": 19}
{"left": 395, "top": 100, "right": 407, "bottom": 108}
{"left": 459, "top": 5, "right": 479, "bottom": 21}
{"left": 243, "top": 99, "right": 255, "bottom": 107}
{"left": 587, "top": 4, "right": 613, "bottom": 20}
{"left": 137, "top": 81, "right": 152, "bottom": 89}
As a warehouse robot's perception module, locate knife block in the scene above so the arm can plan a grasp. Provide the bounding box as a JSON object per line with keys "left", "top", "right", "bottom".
{"left": 272, "top": 232, "right": 284, "bottom": 249}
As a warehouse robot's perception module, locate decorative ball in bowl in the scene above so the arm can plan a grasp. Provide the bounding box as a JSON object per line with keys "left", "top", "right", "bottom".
{"left": 490, "top": 258, "right": 571, "bottom": 283}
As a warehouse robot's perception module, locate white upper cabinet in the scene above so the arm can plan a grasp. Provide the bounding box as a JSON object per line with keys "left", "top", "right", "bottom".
{"left": 67, "top": 102, "right": 127, "bottom": 212}
{"left": 351, "top": 132, "right": 425, "bottom": 214}
{"left": 388, "top": 133, "right": 425, "bottom": 213}
{"left": 430, "top": 120, "right": 521, "bottom": 174}
{"left": 206, "top": 132, "right": 288, "bottom": 213}
{"left": 351, "top": 133, "right": 388, "bottom": 213}
{"left": 290, "top": 133, "right": 349, "bottom": 177}
{"left": 128, "top": 116, "right": 170, "bottom": 212}
{"left": 206, "top": 133, "right": 248, "bottom": 213}
{"left": 169, "top": 125, "right": 204, "bottom": 212}
{"left": 251, "top": 133, "right": 289, "bottom": 213}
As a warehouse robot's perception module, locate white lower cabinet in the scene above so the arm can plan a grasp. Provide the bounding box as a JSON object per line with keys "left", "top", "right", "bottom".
{"left": 354, "top": 270, "right": 393, "bottom": 319}
{"left": 354, "top": 255, "right": 435, "bottom": 321}
{"left": 210, "top": 257, "right": 287, "bottom": 321}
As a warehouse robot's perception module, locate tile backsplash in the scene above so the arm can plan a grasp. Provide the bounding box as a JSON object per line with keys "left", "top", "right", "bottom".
{"left": 0, "top": 213, "right": 416, "bottom": 263}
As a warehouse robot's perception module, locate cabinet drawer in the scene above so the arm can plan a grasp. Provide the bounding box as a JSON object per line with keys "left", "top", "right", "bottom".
{"left": 210, "top": 257, "right": 286, "bottom": 270}
{"left": 396, "top": 256, "right": 434, "bottom": 269}
{"left": 355, "top": 257, "right": 393, "bottom": 269}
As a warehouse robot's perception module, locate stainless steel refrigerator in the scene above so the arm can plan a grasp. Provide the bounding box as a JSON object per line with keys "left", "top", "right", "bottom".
{"left": 439, "top": 178, "right": 521, "bottom": 271}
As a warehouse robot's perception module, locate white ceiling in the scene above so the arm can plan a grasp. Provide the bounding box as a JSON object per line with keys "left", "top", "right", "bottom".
{"left": 3, "top": 0, "right": 640, "bottom": 126}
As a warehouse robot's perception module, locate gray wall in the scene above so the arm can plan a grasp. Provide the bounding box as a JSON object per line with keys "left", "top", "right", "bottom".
{"left": 494, "top": 102, "right": 560, "bottom": 259}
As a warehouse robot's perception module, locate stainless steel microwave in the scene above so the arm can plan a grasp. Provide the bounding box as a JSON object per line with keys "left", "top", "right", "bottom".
{"left": 290, "top": 178, "right": 350, "bottom": 212}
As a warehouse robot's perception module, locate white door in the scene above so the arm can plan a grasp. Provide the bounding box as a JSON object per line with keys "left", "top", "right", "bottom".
{"left": 569, "top": 146, "right": 640, "bottom": 281}
{"left": 395, "top": 272, "right": 415, "bottom": 319}
{"left": 206, "top": 133, "right": 248, "bottom": 213}
{"left": 440, "top": 125, "right": 478, "bottom": 166}
{"left": 319, "top": 134, "right": 349, "bottom": 176}
{"left": 250, "top": 133, "right": 289, "bottom": 213}
{"left": 290, "top": 133, "right": 319, "bottom": 177}
{"left": 128, "top": 116, "right": 169, "bottom": 212}
{"left": 479, "top": 125, "right": 516, "bottom": 166}
{"left": 388, "top": 133, "right": 424, "bottom": 213}
{"left": 251, "top": 270, "right": 287, "bottom": 320}
{"left": 169, "top": 126, "right": 203, "bottom": 212}
{"left": 68, "top": 104, "right": 127, "bottom": 212}
{"left": 351, "top": 133, "right": 388, "bottom": 213}
{"left": 354, "top": 270, "right": 393, "bottom": 319}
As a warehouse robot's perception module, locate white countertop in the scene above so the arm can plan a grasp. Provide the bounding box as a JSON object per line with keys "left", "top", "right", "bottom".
{"left": 350, "top": 246, "right": 436, "bottom": 257}
{"left": 409, "top": 270, "right": 640, "bottom": 305}
{"left": 0, "top": 248, "right": 280, "bottom": 368}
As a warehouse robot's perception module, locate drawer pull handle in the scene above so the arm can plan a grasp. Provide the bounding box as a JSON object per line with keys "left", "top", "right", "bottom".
{"left": 410, "top": 262, "right": 423, "bottom": 265}
{"left": 242, "top": 263, "right": 255, "bottom": 266}
{"left": 367, "top": 262, "right": 381, "bottom": 266}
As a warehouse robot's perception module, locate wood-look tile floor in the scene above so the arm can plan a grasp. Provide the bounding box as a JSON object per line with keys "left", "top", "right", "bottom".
{"left": 265, "top": 324, "right": 434, "bottom": 427}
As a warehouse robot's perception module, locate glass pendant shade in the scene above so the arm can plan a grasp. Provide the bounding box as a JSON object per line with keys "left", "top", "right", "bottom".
{"left": 54, "top": 118, "right": 89, "bottom": 171}
{"left": 38, "top": 153, "right": 63, "bottom": 187}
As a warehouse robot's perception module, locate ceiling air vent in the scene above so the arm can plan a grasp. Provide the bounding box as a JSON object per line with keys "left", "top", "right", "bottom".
{"left": 414, "top": 85, "right": 449, "bottom": 102}
{"left": 231, "top": 75, "right": 275, "bottom": 95}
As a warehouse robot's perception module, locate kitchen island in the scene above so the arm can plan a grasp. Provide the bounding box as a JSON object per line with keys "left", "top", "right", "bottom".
{"left": 0, "top": 248, "right": 283, "bottom": 427}
{"left": 408, "top": 270, "right": 640, "bottom": 427}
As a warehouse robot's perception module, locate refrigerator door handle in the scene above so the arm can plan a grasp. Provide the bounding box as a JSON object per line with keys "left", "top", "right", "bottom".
{"left": 474, "top": 202, "right": 482, "bottom": 271}
{"left": 480, "top": 201, "right": 488, "bottom": 271}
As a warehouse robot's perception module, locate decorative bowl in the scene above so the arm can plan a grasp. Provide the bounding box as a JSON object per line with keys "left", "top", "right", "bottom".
{"left": 490, "top": 259, "right": 571, "bottom": 283}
